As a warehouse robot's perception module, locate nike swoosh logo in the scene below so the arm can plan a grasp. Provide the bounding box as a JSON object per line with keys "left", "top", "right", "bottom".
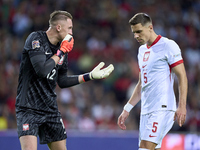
{"left": 142, "top": 65, "right": 147, "bottom": 68}
{"left": 149, "top": 135, "right": 156, "bottom": 137}
{"left": 45, "top": 51, "right": 52, "bottom": 55}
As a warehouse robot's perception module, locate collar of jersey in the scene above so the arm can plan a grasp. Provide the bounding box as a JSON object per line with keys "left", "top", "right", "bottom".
{"left": 146, "top": 35, "right": 162, "bottom": 49}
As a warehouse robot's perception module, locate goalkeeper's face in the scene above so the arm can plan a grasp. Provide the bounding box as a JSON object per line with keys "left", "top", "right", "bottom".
{"left": 131, "top": 23, "right": 152, "bottom": 45}
{"left": 57, "top": 18, "right": 73, "bottom": 41}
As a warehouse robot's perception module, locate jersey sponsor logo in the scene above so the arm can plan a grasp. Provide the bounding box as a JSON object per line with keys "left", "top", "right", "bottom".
{"left": 149, "top": 134, "right": 156, "bottom": 138}
{"left": 143, "top": 51, "right": 150, "bottom": 62}
{"left": 23, "top": 124, "right": 29, "bottom": 131}
{"left": 45, "top": 51, "right": 52, "bottom": 55}
{"left": 32, "top": 40, "right": 40, "bottom": 49}
{"left": 58, "top": 55, "right": 65, "bottom": 65}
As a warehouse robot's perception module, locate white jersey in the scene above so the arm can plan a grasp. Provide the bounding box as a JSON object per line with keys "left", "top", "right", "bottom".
{"left": 138, "top": 35, "right": 183, "bottom": 114}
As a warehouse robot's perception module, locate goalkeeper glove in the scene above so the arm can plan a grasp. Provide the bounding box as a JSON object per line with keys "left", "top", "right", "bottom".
{"left": 56, "top": 34, "right": 74, "bottom": 58}
{"left": 82, "top": 62, "right": 114, "bottom": 82}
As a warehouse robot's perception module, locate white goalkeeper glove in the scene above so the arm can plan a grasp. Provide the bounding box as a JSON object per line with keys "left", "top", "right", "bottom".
{"left": 90, "top": 62, "right": 114, "bottom": 79}
{"left": 82, "top": 62, "right": 114, "bottom": 82}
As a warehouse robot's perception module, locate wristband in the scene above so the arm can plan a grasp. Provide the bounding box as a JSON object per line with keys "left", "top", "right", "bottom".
{"left": 124, "top": 103, "right": 134, "bottom": 112}
{"left": 56, "top": 49, "right": 64, "bottom": 59}
{"left": 82, "top": 73, "right": 91, "bottom": 82}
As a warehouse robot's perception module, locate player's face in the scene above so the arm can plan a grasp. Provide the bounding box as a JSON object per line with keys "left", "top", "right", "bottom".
{"left": 131, "top": 23, "right": 151, "bottom": 45}
{"left": 59, "top": 19, "right": 73, "bottom": 40}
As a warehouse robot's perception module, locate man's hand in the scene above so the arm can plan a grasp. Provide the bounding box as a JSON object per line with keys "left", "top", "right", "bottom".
{"left": 117, "top": 110, "right": 129, "bottom": 130}
{"left": 60, "top": 34, "right": 74, "bottom": 53}
{"left": 174, "top": 106, "right": 187, "bottom": 127}
{"left": 89, "top": 62, "right": 114, "bottom": 80}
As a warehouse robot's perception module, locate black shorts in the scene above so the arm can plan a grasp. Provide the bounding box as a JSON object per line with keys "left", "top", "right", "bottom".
{"left": 16, "top": 109, "right": 67, "bottom": 144}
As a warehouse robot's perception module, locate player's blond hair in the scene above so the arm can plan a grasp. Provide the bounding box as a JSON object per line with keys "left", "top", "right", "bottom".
{"left": 49, "top": 10, "right": 73, "bottom": 26}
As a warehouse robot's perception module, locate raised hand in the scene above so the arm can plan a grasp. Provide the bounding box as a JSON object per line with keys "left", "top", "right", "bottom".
{"left": 89, "top": 62, "right": 114, "bottom": 79}
{"left": 60, "top": 34, "right": 74, "bottom": 53}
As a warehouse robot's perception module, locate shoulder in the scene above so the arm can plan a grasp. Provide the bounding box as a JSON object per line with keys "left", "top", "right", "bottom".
{"left": 26, "top": 31, "right": 41, "bottom": 41}
{"left": 162, "top": 37, "right": 179, "bottom": 49}
{"left": 155, "top": 37, "right": 180, "bottom": 55}
{"left": 162, "top": 37, "right": 182, "bottom": 63}
{"left": 24, "top": 31, "right": 44, "bottom": 50}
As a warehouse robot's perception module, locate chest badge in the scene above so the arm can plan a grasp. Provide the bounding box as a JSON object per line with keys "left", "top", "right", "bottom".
{"left": 143, "top": 51, "right": 150, "bottom": 62}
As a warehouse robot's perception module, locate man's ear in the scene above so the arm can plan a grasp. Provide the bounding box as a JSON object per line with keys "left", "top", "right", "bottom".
{"left": 149, "top": 24, "right": 153, "bottom": 30}
{"left": 56, "top": 24, "right": 61, "bottom": 32}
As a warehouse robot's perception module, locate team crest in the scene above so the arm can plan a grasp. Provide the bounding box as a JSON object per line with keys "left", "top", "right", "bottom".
{"left": 143, "top": 51, "right": 150, "bottom": 62}
{"left": 32, "top": 40, "right": 40, "bottom": 49}
{"left": 23, "top": 124, "right": 29, "bottom": 131}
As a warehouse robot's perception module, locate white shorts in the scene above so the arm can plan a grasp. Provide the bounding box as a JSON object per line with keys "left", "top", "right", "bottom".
{"left": 139, "top": 110, "right": 175, "bottom": 149}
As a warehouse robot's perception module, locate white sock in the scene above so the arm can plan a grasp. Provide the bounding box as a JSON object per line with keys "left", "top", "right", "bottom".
{"left": 138, "top": 148, "right": 150, "bottom": 150}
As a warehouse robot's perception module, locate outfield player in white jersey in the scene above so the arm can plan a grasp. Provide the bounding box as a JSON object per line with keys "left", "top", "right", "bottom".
{"left": 117, "top": 13, "right": 187, "bottom": 150}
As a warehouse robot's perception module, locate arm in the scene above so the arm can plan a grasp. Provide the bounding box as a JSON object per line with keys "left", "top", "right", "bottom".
{"left": 30, "top": 54, "right": 59, "bottom": 78}
{"left": 57, "top": 73, "right": 94, "bottom": 88}
{"left": 117, "top": 72, "right": 142, "bottom": 130}
{"left": 172, "top": 63, "right": 188, "bottom": 127}
{"left": 57, "top": 35, "right": 114, "bottom": 87}
{"left": 29, "top": 34, "right": 73, "bottom": 78}
{"left": 57, "top": 62, "right": 114, "bottom": 88}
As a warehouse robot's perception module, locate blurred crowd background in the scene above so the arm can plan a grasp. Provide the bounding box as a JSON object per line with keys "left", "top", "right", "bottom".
{"left": 0, "top": 0, "right": 200, "bottom": 133}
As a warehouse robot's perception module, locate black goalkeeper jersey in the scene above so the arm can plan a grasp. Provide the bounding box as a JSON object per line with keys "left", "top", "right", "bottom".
{"left": 16, "top": 31, "right": 75, "bottom": 113}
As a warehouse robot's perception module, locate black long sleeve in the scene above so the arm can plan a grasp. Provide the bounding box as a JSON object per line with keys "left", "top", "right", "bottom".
{"left": 57, "top": 72, "right": 79, "bottom": 88}
{"left": 30, "top": 54, "right": 55, "bottom": 78}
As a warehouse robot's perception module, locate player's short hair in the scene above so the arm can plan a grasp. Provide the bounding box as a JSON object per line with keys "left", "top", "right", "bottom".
{"left": 129, "top": 13, "right": 152, "bottom": 26}
{"left": 49, "top": 10, "right": 73, "bottom": 26}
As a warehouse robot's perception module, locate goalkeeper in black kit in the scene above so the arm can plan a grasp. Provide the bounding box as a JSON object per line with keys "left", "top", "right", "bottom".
{"left": 15, "top": 10, "right": 114, "bottom": 150}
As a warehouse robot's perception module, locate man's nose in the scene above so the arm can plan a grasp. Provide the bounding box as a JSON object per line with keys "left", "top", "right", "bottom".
{"left": 68, "top": 30, "right": 73, "bottom": 35}
{"left": 134, "top": 33, "right": 139, "bottom": 38}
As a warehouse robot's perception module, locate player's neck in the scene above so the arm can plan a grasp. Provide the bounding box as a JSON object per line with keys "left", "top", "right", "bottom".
{"left": 46, "top": 27, "right": 59, "bottom": 45}
{"left": 147, "top": 32, "right": 158, "bottom": 47}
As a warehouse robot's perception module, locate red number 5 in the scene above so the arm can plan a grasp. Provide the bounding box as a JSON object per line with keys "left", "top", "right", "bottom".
{"left": 152, "top": 122, "right": 158, "bottom": 133}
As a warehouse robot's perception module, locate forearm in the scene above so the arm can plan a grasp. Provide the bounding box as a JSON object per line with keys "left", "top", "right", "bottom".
{"left": 172, "top": 63, "right": 187, "bottom": 127}
{"left": 123, "top": 72, "right": 141, "bottom": 112}
{"left": 57, "top": 75, "right": 79, "bottom": 88}
{"left": 173, "top": 63, "right": 188, "bottom": 108}
{"left": 177, "top": 73, "right": 188, "bottom": 108}
{"left": 128, "top": 81, "right": 141, "bottom": 106}
{"left": 58, "top": 73, "right": 96, "bottom": 88}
